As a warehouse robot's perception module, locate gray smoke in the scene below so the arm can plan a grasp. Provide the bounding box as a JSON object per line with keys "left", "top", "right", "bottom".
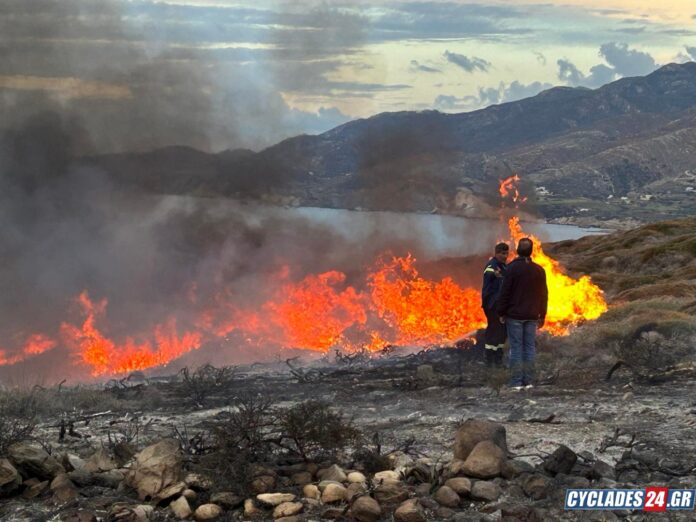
{"left": 0, "top": 0, "right": 358, "bottom": 153}
{"left": 0, "top": 1, "right": 513, "bottom": 382}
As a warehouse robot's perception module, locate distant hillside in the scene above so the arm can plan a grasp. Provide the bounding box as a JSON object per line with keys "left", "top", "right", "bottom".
{"left": 85, "top": 63, "right": 696, "bottom": 225}
{"left": 543, "top": 216, "right": 696, "bottom": 383}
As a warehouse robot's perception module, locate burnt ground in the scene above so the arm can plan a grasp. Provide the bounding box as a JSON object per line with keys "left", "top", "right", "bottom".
{"left": 2, "top": 343, "right": 696, "bottom": 521}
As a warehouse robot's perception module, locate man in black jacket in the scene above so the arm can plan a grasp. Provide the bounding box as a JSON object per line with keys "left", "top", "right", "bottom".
{"left": 481, "top": 242, "right": 509, "bottom": 367}
{"left": 496, "top": 238, "right": 548, "bottom": 390}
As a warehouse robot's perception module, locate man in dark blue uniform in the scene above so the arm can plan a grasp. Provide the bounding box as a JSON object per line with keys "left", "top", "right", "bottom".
{"left": 481, "top": 242, "right": 509, "bottom": 367}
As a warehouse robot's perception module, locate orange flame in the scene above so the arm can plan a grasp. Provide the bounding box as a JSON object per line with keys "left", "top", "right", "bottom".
{"left": 60, "top": 291, "right": 202, "bottom": 376}
{"left": 368, "top": 255, "right": 485, "bottom": 345}
{"left": 499, "top": 174, "right": 527, "bottom": 205}
{"left": 498, "top": 175, "right": 607, "bottom": 334}
{"left": 0, "top": 333, "right": 57, "bottom": 365}
{"left": 23, "top": 334, "right": 57, "bottom": 355}
{"left": 262, "top": 271, "right": 367, "bottom": 350}
{"left": 0, "top": 175, "right": 606, "bottom": 376}
{"left": 198, "top": 257, "right": 484, "bottom": 353}
{"left": 506, "top": 217, "right": 607, "bottom": 334}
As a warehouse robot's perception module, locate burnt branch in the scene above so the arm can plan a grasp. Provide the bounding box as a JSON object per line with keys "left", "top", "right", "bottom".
{"left": 172, "top": 425, "right": 214, "bottom": 456}
{"left": 599, "top": 427, "right": 637, "bottom": 453}
{"left": 285, "top": 357, "right": 326, "bottom": 383}
{"left": 606, "top": 360, "right": 625, "bottom": 381}
{"left": 178, "top": 364, "right": 237, "bottom": 408}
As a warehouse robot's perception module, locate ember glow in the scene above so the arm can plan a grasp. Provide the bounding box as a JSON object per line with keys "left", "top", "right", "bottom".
{"left": 0, "top": 177, "right": 606, "bottom": 377}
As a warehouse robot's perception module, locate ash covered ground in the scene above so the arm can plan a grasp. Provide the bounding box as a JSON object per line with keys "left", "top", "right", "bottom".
{"left": 2, "top": 216, "right": 696, "bottom": 522}
{"left": 2, "top": 337, "right": 696, "bottom": 522}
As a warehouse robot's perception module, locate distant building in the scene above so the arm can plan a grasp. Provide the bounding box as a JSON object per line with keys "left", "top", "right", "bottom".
{"left": 639, "top": 194, "right": 654, "bottom": 201}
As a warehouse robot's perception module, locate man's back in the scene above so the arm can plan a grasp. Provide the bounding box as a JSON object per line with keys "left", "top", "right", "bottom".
{"left": 496, "top": 257, "right": 548, "bottom": 321}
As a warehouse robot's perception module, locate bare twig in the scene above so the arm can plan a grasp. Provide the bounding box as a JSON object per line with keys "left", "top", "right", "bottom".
{"left": 285, "top": 358, "right": 325, "bottom": 383}
{"left": 599, "top": 427, "right": 637, "bottom": 453}
{"left": 606, "top": 360, "right": 625, "bottom": 381}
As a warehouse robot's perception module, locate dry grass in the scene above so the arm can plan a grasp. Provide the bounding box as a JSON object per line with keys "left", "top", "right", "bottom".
{"left": 537, "top": 295, "right": 696, "bottom": 385}
{"left": 0, "top": 383, "right": 161, "bottom": 424}
{"left": 615, "top": 281, "right": 696, "bottom": 301}
{"left": 547, "top": 216, "right": 696, "bottom": 299}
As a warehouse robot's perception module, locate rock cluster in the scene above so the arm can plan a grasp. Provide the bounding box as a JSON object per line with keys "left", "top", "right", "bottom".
{"left": 1, "top": 418, "right": 625, "bottom": 521}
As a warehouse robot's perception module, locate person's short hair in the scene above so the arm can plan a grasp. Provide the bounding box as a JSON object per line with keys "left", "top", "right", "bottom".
{"left": 517, "top": 238, "right": 533, "bottom": 257}
{"left": 495, "top": 242, "right": 509, "bottom": 254}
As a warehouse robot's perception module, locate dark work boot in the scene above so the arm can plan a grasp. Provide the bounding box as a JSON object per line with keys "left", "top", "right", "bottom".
{"left": 484, "top": 348, "right": 494, "bottom": 367}
{"left": 494, "top": 348, "right": 504, "bottom": 368}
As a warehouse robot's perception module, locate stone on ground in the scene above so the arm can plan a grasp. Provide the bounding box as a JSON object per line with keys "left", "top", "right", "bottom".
{"left": 303, "top": 484, "right": 320, "bottom": 500}
{"left": 461, "top": 440, "right": 505, "bottom": 479}
{"left": 210, "top": 491, "right": 243, "bottom": 509}
{"left": 8, "top": 442, "right": 65, "bottom": 480}
{"left": 470, "top": 481, "right": 501, "bottom": 501}
{"left": 445, "top": 477, "right": 472, "bottom": 496}
{"left": 273, "top": 501, "right": 303, "bottom": 518}
{"left": 374, "top": 480, "right": 409, "bottom": 505}
{"left": 194, "top": 503, "right": 223, "bottom": 520}
{"left": 543, "top": 445, "right": 577, "bottom": 476}
{"left": 170, "top": 496, "right": 192, "bottom": 519}
{"left": 0, "top": 458, "right": 22, "bottom": 496}
{"left": 350, "top": 495, "right": 382, "bottom": 522}
{"left": 434, "top": 485, "right": 460, "bottom": 507}
{"left": 394, "top": 498, "right": 426, "bottom": 522}
{"left": 321, "top": 482, "right": 347, "bottom": 503}
{"left": 318, "top": 464, "right": 346, "bottom": 482}
{"left": 257, "top": 492, "right": 296, "bottom": 506}
{"left": 124, "top": 439, "right": 182, "bottom": 500}
{"left": 453, "top": 420, "right": 507, "bottom": 461}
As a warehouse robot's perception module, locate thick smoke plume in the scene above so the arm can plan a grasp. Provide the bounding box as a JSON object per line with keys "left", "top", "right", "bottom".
{"left": 0, "top": 1, "right": 511, "bottom": 383}
{"left": 0, "top": 114, "right": 503, "bottom": 381}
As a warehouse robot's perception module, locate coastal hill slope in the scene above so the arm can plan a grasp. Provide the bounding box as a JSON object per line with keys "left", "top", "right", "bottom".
{"left": 89, "top": 63, "right": 696, "bottom": 225}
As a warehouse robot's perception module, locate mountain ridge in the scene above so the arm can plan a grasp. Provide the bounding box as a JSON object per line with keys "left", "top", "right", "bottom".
{"left": 84, "top": 62, "right": 696, "bottom": 225}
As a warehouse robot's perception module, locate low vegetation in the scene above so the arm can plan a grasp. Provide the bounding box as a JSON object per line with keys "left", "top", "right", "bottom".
{"left": 540, "top": 216, "right": 696, "bottom": 385}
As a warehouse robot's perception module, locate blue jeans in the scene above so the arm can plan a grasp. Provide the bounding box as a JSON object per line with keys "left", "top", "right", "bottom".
{"left": 506, "top": 319, "right": 537, "bottom": 386}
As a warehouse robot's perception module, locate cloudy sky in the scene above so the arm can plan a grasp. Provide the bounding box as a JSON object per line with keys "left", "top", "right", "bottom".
{"left": 2, "top": 0, "right": 696, "bottom": 152}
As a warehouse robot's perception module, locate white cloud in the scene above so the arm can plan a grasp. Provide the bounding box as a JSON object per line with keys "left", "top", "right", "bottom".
{"left": 557, "top": 42, "right": 658, "bottom": 88}
{"left": 434, "top": 80, "right": 552, "bottom": 112}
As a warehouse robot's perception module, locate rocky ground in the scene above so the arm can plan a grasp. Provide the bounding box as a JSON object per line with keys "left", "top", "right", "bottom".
{"left": 2, "top": 343, "right": 696, "bottom": 522}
